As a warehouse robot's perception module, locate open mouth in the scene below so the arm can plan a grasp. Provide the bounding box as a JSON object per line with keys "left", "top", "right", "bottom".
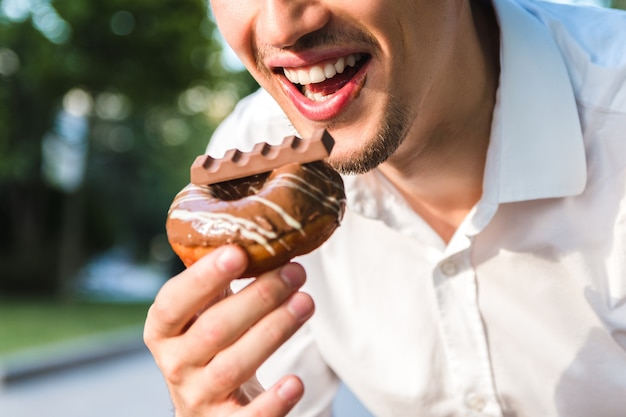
{"left": 279, "top": 53, "right": 370, "bottom": 102}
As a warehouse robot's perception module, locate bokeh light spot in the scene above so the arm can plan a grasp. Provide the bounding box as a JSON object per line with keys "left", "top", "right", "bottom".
{"left": 110, "top": 11, "right": 135, "bottom": 36}
{"left": 0, "top": 48, "right": 20, "bottom": 77}
{"left": 63, "top": 88, "right": 93, "bottom": 117}
{"left": 161, "top": 118, "right": 190, "bottom": 146}
{"left": 95, "top": 92, "right": 132, "bottom": 120}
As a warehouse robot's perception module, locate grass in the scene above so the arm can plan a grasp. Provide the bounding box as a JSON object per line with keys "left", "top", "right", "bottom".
{"left": 0, "top": 298, "right": 151, "bottom": 355}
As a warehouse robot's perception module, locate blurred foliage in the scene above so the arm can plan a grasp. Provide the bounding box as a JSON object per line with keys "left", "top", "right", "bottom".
{"left": 0, "top": 0, "right": 258, "bottom": 294}
{"left": 613, "top": 0, "right": 626, "bottom": 8}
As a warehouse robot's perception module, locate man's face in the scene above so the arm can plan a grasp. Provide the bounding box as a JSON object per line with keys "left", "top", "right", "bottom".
{"left": 210, "top": 0, "right": 465, "bottom": 174}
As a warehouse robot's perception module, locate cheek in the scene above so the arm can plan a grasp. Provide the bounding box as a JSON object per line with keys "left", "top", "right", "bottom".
{"left": 210, "top": 0, "right": 256, "bottom": 66}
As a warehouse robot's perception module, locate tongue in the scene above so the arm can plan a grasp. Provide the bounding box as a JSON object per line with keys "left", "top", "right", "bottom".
{"left": 304, "top": 64, "right": 359, "bottom": 95}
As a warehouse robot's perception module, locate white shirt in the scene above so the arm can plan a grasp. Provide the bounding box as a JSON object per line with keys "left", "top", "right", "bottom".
{"left": 207, "top": 0, "right": 626, "bottom": 416}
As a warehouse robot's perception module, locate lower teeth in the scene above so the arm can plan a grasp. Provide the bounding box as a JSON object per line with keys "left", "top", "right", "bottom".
{"left": 304, "top": 90, "right": 331, "bottom": 102}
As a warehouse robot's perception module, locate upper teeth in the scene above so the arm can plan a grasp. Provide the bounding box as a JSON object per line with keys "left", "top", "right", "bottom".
{"left": 284, "top": 53, "right": 362, "bottom": 85}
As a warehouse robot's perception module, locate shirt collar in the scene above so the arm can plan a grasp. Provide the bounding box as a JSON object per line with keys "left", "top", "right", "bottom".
{"left": 347, "top": 0, "right": 588, "bottom": 237}
{"left": 486, "top": 0, "right": 587, "bottom": 204}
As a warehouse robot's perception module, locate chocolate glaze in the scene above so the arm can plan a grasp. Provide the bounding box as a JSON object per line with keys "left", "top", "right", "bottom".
{"left": 166, "top": 161, "right": 346, "bottom": 255}
{"left": 190, "top": 130, "right": 335, "bottom": 185}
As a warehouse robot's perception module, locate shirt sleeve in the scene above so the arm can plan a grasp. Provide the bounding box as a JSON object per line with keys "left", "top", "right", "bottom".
{"left": 258, "top": 322, "right": 339, "bottom": 417}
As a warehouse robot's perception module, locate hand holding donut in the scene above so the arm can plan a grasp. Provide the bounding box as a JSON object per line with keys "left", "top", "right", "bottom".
{"left": 145, "top": 131, "right": 345, "bottom": 416}
{"left": 144, "top": 245, "right": 315, "bottom": 417}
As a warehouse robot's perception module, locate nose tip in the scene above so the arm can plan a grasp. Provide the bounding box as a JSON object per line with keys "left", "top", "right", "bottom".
{"left": 257, "top": 0, "right": 329, "bottom": 49}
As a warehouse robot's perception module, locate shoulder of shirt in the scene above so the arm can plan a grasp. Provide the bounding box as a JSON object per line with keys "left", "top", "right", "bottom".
{"left": 205, "top": 88, "right": 299, "bottom": 157}
{"left": 516, "top": 0, "right": 626, "bottom": 111}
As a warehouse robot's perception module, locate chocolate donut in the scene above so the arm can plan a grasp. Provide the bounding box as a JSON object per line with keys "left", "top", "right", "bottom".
{"left": 166, "top": 160, "right": 346, "bottom": 277}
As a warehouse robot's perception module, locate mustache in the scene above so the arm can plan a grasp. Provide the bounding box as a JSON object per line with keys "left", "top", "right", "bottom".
{"left": 255, "top": 28, "right": 377, "bottom": 70}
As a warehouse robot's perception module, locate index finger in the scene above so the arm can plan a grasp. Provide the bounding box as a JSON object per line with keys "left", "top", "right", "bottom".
{"left": 144, "top": 245, "right": 248, "bottom": 340}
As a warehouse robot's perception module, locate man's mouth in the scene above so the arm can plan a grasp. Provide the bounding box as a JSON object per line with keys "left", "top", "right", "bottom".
{"left": 280, "top": 53, "right": 370, "bottom": 102}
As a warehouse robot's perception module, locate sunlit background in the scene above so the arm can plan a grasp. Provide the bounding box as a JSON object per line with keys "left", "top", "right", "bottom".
{"left": 0, "top": 1, "right": 257, "bottom": 415}
{"left": 0, "top": 0, "right": 624, "bottom": 416}
{"left": 0, "top": 0, "right": 258, "bottom": 301}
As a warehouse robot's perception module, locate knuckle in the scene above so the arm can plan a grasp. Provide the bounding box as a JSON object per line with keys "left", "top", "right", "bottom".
{"left": 158, "top": 355, "right": 187, "bottom": 386}
{"left": 143, "top": 304, "right": 167, "bottom": 346}
{"left": 208, "top": 357, "right": 243, "bottom": 389}
{"left": 257, "top": 319, "right": 287, "bottom": 347}
{"left": 171, "top": 384, "right": 215, "bottom": 416}
{"left": 149, "top": 297, "right": 180, "bottom": 329}
{"left": 253, "top": 279, "right": 281, "bottom": 308}
{"left": 197, "top": 317, "right": 229, "bottom": 346}
{"left": 142, "top": 324, "right": 156, "bottom": 348}
{"left": 180, "top": 390, "right": 207, "bottom": 414}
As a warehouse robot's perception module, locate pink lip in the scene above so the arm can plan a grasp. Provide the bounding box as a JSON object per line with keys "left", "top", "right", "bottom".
{"left": 276, "top": 59, "right": 370, "bottom": 122}
{"left": 267, "top": 48, "right": 358, "bottom": 69}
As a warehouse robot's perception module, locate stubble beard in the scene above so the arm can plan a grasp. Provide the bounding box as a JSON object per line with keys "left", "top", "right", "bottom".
{"left": 257, "top": 29, "right": 413, "bottom": 175}
{"left": 328, "top": 99, "right": 412, "bottom": 175}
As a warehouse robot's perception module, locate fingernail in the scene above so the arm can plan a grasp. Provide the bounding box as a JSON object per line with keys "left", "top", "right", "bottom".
{"left": 277, "top": 377, "right": 302, "bottom": 404}
{"left": 286, "top": 293, "right": 314, "bottom": 322}
{"left": 280, "top": 263, "right": 306, "bottom": 289}
{"left": 215, "top": 246, "right": 245, "bottom": 273}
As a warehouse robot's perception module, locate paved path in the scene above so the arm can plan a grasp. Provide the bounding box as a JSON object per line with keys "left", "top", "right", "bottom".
{"left": 0, "top": 348, "right": 173, "bottom": 417}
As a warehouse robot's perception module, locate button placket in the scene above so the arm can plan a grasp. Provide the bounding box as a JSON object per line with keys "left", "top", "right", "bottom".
{"left": 465, "top": 391, "right": 487, "bottom": 412}
{"left": 433, "top": 251, "right": 503, "bottom": 417}
{"left": 440, "top": 259, "right": 459, "bottom": 276}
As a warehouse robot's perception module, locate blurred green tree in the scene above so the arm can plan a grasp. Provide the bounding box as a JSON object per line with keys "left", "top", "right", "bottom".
{"left": 0, "top": 0, "right": 258, "bottom": 295}
{"left": 613, "top": 0, "right": 626, "bottom": 9}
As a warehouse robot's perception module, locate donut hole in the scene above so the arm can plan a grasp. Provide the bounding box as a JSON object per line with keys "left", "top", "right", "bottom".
{"left": 211, "top": 172, "right": 270, "bottom": 201}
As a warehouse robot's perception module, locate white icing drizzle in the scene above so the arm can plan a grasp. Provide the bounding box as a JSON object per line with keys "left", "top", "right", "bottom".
{"left": 270, "top": 173, "right": 343, "bottom": 214}
{"left": 172, "top": 193, "right": 212, "bottom": 206}
{"left": 301, "top": 164, "right": 345, "bottom": 191}
{"left": 169, "top": 208, "right": 277, "bottom": 255}
{"left": 247, "top": 195, "right": 304, "bottom": 235}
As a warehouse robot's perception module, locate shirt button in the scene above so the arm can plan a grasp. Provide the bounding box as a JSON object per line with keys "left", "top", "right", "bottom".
{"left": 440, "top": 260, "right": 458, "bottom": 276}
{"left": 464, "top": 392, "right": 487, "bottom": 412}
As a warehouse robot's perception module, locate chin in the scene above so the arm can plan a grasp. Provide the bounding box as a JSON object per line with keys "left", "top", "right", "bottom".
{"left": 324, "top": 143, "right": 384, "bottom": 175}
{"left": 327, "top": 113, "right": 411, "bottom": 175}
